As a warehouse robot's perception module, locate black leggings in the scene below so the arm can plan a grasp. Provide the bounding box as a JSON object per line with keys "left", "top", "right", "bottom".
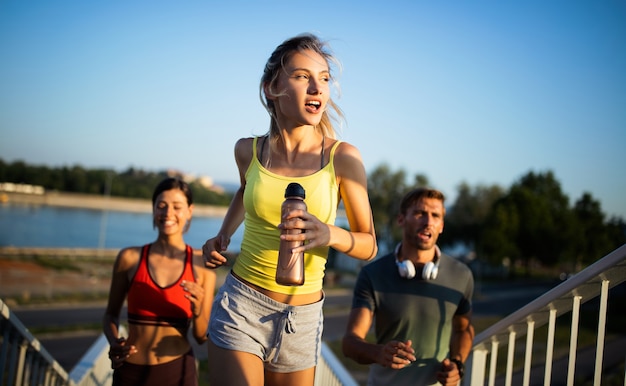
{"left": 113, "top": 350, "right": 197, "bottom": 386}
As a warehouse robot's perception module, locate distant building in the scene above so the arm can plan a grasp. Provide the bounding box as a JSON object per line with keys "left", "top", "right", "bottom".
{"left": 164, "top": 170, "right": 225, "bottom": 194}
{"left": 197, "top": 176, "right": 214, "bottom": 189}
{"left": 0, "top": 182, "right": 45, "bottom": 195}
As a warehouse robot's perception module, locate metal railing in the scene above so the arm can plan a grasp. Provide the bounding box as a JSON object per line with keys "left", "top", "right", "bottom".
{"left": 315, "top": 342, "right": 359, "bottom": 386}
{"left": 11, "top": 246, "right": 624, "bottom": 386}
{"left": 0, "top": 298, "right": 70, "bottom": 386}
{"left": 465, "top": 244, "right": 626, "bottom": 386}
{"left": 68, "top": 327, "right": 127, "bottom": 386}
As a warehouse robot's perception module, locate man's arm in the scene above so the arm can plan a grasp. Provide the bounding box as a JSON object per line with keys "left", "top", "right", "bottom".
{"left": 437, "top": 312, "right": 475, "bottom": 385}
{"left": 342, "top": 307, "right": 415, "bottom": 368}
{"left": 342, "top": 307, "right": 377, "bottom": 364}
{"left": 450, "top": 311, "right": 474, "bottom": 363}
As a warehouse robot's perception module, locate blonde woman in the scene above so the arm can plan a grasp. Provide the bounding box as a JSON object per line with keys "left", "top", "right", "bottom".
{"left": 202, "top": 33, "right": 377, "bottom": 386}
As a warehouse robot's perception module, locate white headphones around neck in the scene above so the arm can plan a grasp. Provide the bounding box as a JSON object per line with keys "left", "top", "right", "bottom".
{"left": 395, "top": 243, "right": 441, "bottom": 280}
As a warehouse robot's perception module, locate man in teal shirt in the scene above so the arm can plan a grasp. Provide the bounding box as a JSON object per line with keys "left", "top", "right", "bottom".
{"left": 342, "top": 188, "right": 474, "bottom": 385}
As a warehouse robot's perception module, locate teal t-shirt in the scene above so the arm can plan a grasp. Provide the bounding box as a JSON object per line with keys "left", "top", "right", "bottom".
{"left": 352, "top": 252, "right": 473, "bottom": 386}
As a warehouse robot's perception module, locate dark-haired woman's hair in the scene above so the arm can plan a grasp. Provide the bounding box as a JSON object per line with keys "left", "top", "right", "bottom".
{"left": 152, "top": 178, "right": 194, "bottom": 206}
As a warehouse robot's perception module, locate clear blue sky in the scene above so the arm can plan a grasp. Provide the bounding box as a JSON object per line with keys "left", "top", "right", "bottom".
{"left": 1, "top": 1, "right": 625, "bottom": 219}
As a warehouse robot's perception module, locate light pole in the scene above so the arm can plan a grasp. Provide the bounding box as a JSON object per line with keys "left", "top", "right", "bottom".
{"left": 98, "top": 172, "right": 113, "bottom": 252}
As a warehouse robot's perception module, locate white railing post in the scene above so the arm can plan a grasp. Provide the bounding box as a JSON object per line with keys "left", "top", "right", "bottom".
{"left": 488, "top": 340, "right": 499, "bottom": 386}
{"left": 593, "top": 279, "right": 609, "bottom": 386}
{"left": 505, "top": 330, "right": 516, "bottom": 386}
{"left": 567, "top": 295, "right": 582, "bottom": 386}
{"left": 464, "top": 348, "right": 486, "bottom": 386}
{"left": 16, "top": 339, "right": 28, "bottom": 385}
{"left": 523, "top": 320, "right": 534, "bottom": 386}
{"left": 544, "top": 307, "right": 557, "bottom": 386}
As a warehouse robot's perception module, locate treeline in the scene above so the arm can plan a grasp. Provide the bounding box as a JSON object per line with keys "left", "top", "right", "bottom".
{"left": 3, "top": 158, "right": 624, "bottom": 274}
{"left": 0, "top": 159, "right": 233, "bottom": 206}
{"left": 367, "top": 164, "right": 625, "bottom": 275}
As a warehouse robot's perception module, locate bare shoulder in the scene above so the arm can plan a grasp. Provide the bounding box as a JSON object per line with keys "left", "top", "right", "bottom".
{"left": 234, "top": 137, "right": 256, "bottom": 169}
{"left": 234, "top": 137, "right": 255, "bottom": 155}
{"left": 335, "top": 141, "right": 364, "bottom": 162}
{"left": 191, "top": 248, "right": 209, "bottom": 271}
{"left": 191, "top": 249, "right": 217, "bottom": 285}
{"left": 115, "top": 246, "right": 142, "bottom": 271}
{"left": 333, "top": 141, "right": 365, "bottom": 176}
{"left": 234, "top": 136, "right": 255, "bottom": 148}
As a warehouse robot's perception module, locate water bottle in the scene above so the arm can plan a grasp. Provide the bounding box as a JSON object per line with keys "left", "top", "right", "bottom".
{"left": 276, "top": 182, "right": 306, "bottom": 286}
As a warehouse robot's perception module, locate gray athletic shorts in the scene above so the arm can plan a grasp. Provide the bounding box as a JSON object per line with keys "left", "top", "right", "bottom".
{"left": 208, "top": 273, "right": 324, "bottom": 373}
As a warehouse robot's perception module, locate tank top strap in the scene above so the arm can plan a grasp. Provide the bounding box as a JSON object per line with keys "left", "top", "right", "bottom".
{"left": 129, "top": 243, "right": 150, "bottom": 285}
{"left": 185, "top": 244, "right": 192, "bottom": 262}
{"left": 140, "top": 244, "right": 150, "bottom": 270}
{"left": 247, "top": 136, "right": 264, "bottom": 176}
{"left": 141, "top": 244, "right": 150, "bottom": 259}
{"left": 252, "top": 136, "right": 259, "bottom": 159}
{"left": 184, "top": 244, "right": 194, "bottom": 279}
{"left": 328, "top": 140, "right": 342, "bottom": 163}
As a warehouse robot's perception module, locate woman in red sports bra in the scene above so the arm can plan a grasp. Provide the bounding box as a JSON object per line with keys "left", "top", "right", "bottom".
{"left": 103, "top": 178, "right": 216, "bottom": 386}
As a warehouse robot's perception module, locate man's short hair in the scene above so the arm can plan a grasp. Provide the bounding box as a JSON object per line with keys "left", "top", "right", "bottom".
{"left": 399, "top": 188, "right": 446, "bottom": 215}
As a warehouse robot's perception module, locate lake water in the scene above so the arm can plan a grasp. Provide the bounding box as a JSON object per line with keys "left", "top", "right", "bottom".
{"left": 0, "top": 204, "right": 243, "bottom": 251}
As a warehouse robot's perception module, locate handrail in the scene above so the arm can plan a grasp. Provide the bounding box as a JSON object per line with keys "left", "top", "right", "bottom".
{"left": 69, "top": 327, "right": 126, "bottom": 386}
{"left": 0, "top": 297, "right": 72, "bottom": 386}
{"left": 315, "top": 342, "right": 360, "bottom": 386}
{"left": 6, "top": 242, "right": 624, "bottom": 385}
{"left": 465, "top": 243, "right": 626, "bottom": 386}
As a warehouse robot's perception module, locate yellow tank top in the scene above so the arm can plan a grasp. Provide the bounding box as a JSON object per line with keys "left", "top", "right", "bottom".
{"left": 232, "top": 136, "right": 341, "bottom": 295}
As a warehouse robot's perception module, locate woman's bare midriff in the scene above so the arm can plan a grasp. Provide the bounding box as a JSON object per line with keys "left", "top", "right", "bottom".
{"left": 232, "top": 272, "right": 323, "bottom": 306}
{"left": 126, "top": 324, "right": 191, "bottom": 365}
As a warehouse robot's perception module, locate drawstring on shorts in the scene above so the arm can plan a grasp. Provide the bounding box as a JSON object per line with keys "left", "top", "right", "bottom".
{"left": 268, "top": 310, "right": 296, "bottom": 363}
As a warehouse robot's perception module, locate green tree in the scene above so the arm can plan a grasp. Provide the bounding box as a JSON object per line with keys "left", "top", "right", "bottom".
{"left": 367, "top": 163, "right": 430, "bottom": 252}
{"left": 572, "top": 193, "right": 626, "bottom": 266}
{"left": 481, "top": 198, "right": 521, "bottom": 265}
{"left": 443, "top": 182, "right": 503, "bottom": 251}
{"left": 367, "top": 164, "right": 407, "bottom": 251}
{"left": 62, "top": 166, "right": 88, "bottom": 192}
{"left": 480, "top": 171, "right": 574, "bottom": 274}
{"left": 604, "top": 216, "right": 626, "bottom": 250}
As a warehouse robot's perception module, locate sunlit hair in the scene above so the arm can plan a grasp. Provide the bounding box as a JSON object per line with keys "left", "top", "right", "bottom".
{"left": 259, "top": 33, "right": 344, "bottom": 148}
{"left": 399, "top": 188, "right": 446, "bottom": 216}
{"left": 152, "top": 178, "right": 193, "bottom": 233}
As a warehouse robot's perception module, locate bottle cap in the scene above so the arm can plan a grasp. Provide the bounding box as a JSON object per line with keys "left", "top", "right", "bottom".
{"left": 284, "top": 182, "right": 305, "bottom": 199}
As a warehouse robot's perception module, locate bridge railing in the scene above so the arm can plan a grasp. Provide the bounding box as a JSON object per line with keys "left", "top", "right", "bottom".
{"left": 68, "top": 327, "right": 128, "bottom": 386}
{"left": 0, "top": 298, "right": 71, "bottom": 386}
{"left": 6, "top": 243, "right": 625, "bottom": 386}
{"left": 314, "top": 342, "right": 359, "bottom": 386}
{"left": 464, "top": 243, "right": 626, "bottom": 386}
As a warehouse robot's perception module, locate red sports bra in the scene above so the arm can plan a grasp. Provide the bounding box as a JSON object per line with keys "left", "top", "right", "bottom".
{"left": 127, "top": 244, "right": 195, "bottom": 330}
